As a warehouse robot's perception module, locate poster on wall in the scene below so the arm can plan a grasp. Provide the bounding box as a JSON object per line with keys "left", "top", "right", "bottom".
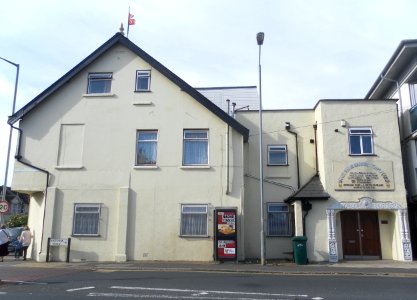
{"left": 217, "top": 240, "right": 236, "bottom": 259}
{"left": 217, "top": 210, "right": 236, "bottom": 236}
{"left": 214, "top": 208, "right": 237, "bottom": 261}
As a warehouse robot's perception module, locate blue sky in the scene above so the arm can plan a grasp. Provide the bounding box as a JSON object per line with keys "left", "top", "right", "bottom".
{"left": 1, "top": 0, "right": 417, "bottom": 185}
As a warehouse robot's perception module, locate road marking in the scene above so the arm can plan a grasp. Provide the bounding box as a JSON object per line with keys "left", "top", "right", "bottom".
{"left": 88, "top": 292, "right": 299, "bottom": 299}
{"left": 110, "top": 286, "right": 309, "bottom": 298}
{"left": 67, "top": 286, "right": 95, "bottom": 292}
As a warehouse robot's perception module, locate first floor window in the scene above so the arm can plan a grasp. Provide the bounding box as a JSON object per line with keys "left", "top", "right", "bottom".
{"left": 73, "top": 203, "right": 101, "bottom": 235}
{"left": 180, "top": 204, "right": 208, "bottom": 236}
{"left": 87, "top": 73, "right": 112, "bottom": 94}
{"left": 136, "top": 70, "right": 151, "bottom": 91}
{"left": 136, "top": 130, "right": 158, "bottom": 165}
{"left": 183, "top": 130, "right": 209, "bottom": 165}
{"left": 268, "top": 145, "right": 288, "bottom": 165}
{"left": 267, "top": 203, "right": 293, "bottom": 236}
{"left": 349, "top": 127, "right": 373, "bottom": 155}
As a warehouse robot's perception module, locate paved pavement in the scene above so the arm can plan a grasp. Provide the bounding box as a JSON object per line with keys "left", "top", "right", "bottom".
{"left": 2, "top": 255, "right": 417, "bottom": 280}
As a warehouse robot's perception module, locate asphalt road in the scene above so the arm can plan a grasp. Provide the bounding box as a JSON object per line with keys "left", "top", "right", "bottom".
{"left": 1, "top": 265, "right": 417, "bottom": 299}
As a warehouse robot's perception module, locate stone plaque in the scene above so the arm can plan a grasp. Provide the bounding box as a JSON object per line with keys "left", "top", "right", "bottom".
{"left": 334, "top": 161, "right": 394, "bottom": 191}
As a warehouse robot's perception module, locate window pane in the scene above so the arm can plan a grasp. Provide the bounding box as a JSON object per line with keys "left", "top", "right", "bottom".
{"left": 349, "top": 128, "right": 373, "bottom": 155}
{"left": 350, "top": 129, "right": 372, "bottom": 135}
{"left": 268, "top": 145, "right": 287, "bottom": 165}
{"left": 136, "top": 131, "right": 157, "bottom": 165}
{"left": 269, "top": 152, "right": 287, "bottom": 165}
{"left": 362, "top": 136, "right": 373, "bottom": 154}
{"left": 183, "top": 206, "right": 207, "bottom": 213}
{"left": 181, "top": 205, "right": 208, "bottom": 236}
{"left": 268, "top": 211, "right": 291, "bottom": 236}
{"left": 184, "top": 140, "right": 208, "bottom": 165}
{"left": 349, "top": 135, "right": 361, "bottom": 154}
{"left": 183, "top": 130, "right": 208, "bottom": 165}
{"left": 184, "top": 131, "right": 208, "bottom": 139}
{"left": 73, "top": 204, "right": 100, "bottom": 235}
{"left": 88, "top": 73, "right": 112, "bottom": 94}
{"left": 136, "top": 71, "right": 151, "bottom": 91}
{"left": 138, "top": 132, "right": 157, "bottom": 141}
{"left": 137, "top": 78, "right": 149, "bottom": 90}
{"left": 268, "top": 204, "right": 289, "bottom": 212}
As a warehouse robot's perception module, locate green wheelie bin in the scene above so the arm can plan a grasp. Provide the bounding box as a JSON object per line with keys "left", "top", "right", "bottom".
{"left": 292, "top": 236, "right": 308, "bottom": 265}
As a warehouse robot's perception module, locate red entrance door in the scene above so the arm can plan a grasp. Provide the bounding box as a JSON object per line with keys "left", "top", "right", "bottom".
{"left": 341, "top": 210, "right": 381, "bottom": 259}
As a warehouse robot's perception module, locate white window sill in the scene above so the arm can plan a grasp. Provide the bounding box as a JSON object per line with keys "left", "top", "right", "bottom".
{"left": 55, "top": 165, "right": 84, "bottom": 170}
{"left": 83, "top": 93, "right": 115, "bottom": 97}
{"left": 180, "top": 165, "right": 211, "bottom": 169}
{"left": 133, "top": 100, "right": 153, "bottom": 105}
{"left": 133, "top": 165, "right": 159, "bottom": 169}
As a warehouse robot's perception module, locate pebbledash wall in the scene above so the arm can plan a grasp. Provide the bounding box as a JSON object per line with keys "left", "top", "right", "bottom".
{"left": 9, "top": 33, "right": 412, "bottom": 263}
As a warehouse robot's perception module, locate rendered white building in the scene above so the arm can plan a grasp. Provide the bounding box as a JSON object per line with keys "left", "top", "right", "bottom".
{"left": 8, "top": 33, "right": 412, "bottom": 263}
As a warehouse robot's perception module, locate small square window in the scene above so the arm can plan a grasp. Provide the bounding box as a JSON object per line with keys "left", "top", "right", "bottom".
{"left": 136, "top": 70, "right": 151, "bottom": 91}
{"left": 349, "top": 127, "right": 374, "bottom": 155}
{"left": 87, "top": 73, "right": 112, "bottom": 94}
{"left": 268, "top": 145, "right": 288, "bottom": 165}
{"left": 180, "top": 204, "right": 208, "bottom": 236}
{"left": 72, "top": 203, "right": 101, "bottom": 236}
{"left": 267, "top": 203, "right": 293, "bottom": 236}
{"left": 136, "top": 130, "right": 158, "bottom": 165}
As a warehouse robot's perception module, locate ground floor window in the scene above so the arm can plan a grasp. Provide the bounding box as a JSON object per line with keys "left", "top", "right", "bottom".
{"left": 180, "top": 204, "right": 208, "bottom": 237}
{"left": 267, "top": 203, "right": 293, "bottom": 236}
{"left": 72, "top": 203, "right": 101, "bottom": 236}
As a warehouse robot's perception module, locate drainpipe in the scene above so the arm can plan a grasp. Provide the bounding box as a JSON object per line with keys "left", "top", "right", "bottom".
{"left": 313, "top": 123, "right": 318, "bottom": 175}
{"left": 301, "top": 200, "right": 312, "bottom": 236}
{"left": 285, "top": 122, "right": 300, "bottom": 189}
{"left": 11, "top": 125, "right": 49, "bottom": 255}
{"left": 226, "top": 99, "right": 230, "bottom": 195}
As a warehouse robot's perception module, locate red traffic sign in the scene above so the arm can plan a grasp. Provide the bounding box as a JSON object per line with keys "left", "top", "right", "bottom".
{"left": 0, "top": 201, "right": 9, "bottom": 213}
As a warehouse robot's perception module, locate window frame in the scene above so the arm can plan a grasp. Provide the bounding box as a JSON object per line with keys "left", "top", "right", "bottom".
{"left": 348, "top": 127, "right": 374, "bottom": 156}
{"left": 182, "top": 129, "right": 209, "bottom": 166}
{"left": 267, "top": 145, "right": 288, "bottom": 166}
{"left": 72, "top": 203, "right": 101, "bottom": 236}
{"left": 135, "top": 70, "right": 151, "bottom": 92}
{"left": 87, "top": 72, "right": 112, "bottom": 94}
{"left": 267, "top": 203, "right": 293, "bottom": 237}
{"left": 180, "top": 204, "right": 209, "bottom": 237}
{"left": 136, "top": 130, "right": 158, "bottom": 166}
{"left": 410, "top": 82, "right": 417, "bottom": 107}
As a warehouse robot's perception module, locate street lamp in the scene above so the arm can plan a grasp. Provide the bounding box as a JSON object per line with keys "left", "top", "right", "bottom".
{"left": 1, "top": 57, "right": 19, "bottom": 225}
{"left": 257, "top": 32, "right": 266, "bottom": 265}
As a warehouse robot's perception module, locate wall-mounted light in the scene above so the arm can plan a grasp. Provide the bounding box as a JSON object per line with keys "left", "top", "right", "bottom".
{"left": 285, "top": 122, "right": 291, "bottom": 130}
{"left": 340, "top": 120, "right": 347, "bottom": 127}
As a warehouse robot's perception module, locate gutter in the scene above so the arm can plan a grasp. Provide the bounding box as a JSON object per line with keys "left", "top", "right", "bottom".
{"left": 313, "top": 123, "right": 318, "bottom": 175}
{"left": 285, "top": 122, "right": 300, "bottom": 189}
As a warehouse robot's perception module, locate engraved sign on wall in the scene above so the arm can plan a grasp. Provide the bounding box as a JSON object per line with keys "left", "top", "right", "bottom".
{"left": 334, "top": 161, "right": 394, "bottom": 191}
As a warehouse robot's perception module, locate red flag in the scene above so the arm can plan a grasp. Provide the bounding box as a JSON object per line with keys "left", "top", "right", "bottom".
{"left": 128, "top": 14, "right": 136, "bottom": 25}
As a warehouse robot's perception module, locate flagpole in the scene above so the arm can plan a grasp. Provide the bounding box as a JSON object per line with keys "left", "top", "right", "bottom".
{"left": 127, "top": 7, "right": 130, "bottom": 38}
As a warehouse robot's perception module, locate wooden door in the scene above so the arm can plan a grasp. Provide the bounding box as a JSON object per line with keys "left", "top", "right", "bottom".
{"left": 341, "top": 210, "right": 381, "bottom": 259}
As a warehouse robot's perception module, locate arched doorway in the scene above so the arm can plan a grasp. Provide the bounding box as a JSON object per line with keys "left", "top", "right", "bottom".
{"left": 327, "top": 197, "right": 412, "bottom": 262}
